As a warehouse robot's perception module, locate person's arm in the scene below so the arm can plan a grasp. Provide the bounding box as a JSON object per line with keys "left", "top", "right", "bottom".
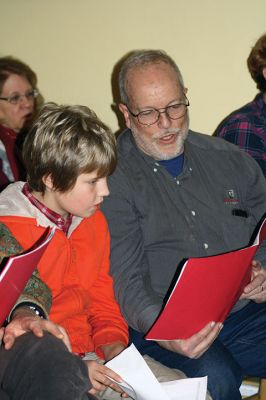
{"left": 101, "top": 169, "right": 165, "bottom": 333}
{"left": 215, "top": 118, "right": 266, "bottom": 174}
{"left": 238, "top": 152, "right": 266, "bottom": 302}
{"left": 0, "top": 222, "right": 70, "bottom": 349}
{"left": 102, "top": 186, "right": 223, "bottom": 359}
{"left": 0, "top": 223, "right": 51, "bottom": 319}
{"left": 244, "top": 153, "right": 266, "bottom": 268}
{"left": 87, "top": 220, "right": 128, "bottom": 358}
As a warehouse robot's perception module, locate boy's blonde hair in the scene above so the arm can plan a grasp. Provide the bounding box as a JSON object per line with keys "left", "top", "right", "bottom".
{"left": 23, "top": 103, "right": 117, "bottom": 193}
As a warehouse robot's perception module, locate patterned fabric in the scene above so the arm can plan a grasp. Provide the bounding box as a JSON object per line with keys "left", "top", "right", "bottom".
{"left": 214, "top": 93, "right": 266, "bottom": 177}
{"left": 0, "top": 222, "right": 52, "bottom": 318}
{"left": 22, "top": 182, "right": 72, "bottom": 234}
{"left": 0, "top": 124, "right": 26, "bottom": 190}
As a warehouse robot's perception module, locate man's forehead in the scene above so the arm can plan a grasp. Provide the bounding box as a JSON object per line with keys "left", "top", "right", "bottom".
{"left": 126, "top": 63, "right": 183, "bottom": 108}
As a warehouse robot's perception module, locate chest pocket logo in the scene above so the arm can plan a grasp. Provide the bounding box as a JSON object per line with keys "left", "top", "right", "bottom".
{"left": 224, "top": 189, "right": 239, "bottom": 205}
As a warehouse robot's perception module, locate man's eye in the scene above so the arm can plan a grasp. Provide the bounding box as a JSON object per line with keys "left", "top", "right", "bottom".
{"left": 140, "top": 109, "right": 155, "bottom": 116}
{"left": 169, "top": 104, "right": 182, "bottom": 110}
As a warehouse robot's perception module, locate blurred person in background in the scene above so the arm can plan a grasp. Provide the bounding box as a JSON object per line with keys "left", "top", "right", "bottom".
{"left": 0, "top": 56, "right": 42, "bottom": 190}
{"left": 215, "top": 33, "right": 266, "bottom": 177}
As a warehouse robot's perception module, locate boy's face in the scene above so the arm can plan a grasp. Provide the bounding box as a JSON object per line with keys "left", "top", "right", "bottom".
{"left": 44, "top": 172, "right": 109, "bottom": 219}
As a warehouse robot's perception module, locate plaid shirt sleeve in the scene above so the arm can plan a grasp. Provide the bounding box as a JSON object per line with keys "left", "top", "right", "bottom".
{"left": 214, "top": 96, "right": 266, "bottom": 177}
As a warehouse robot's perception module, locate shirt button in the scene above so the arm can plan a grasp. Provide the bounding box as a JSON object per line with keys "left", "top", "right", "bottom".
{"left": 203, "top": 243, "right": 209, "bottom": 249}
{"left": 153, "top": 168, "right": 158, "bottom": 172}
{"left": 191, "top": 210, "right": 196, "bottom": 216}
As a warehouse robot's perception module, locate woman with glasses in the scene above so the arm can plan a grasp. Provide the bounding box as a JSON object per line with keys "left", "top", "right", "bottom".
{"left": 0, "top": 56, "right": 41, "bottom": 190}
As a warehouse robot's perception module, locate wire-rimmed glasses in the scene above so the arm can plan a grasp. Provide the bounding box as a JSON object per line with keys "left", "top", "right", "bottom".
{"left": 0, "top": 89, "right": 39, "bottom": 105}
{"left": 126, "top": 95, "right": 189, "bottom": 126}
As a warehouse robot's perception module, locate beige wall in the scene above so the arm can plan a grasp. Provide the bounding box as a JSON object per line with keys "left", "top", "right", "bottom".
{"left": 1, "top": 0, "right": 265, "bottom": 135}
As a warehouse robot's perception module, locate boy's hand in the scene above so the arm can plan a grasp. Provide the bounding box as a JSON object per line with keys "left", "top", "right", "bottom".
{"left": 2, "top": 307, "right": 71, "bottom": 351}
{"left": 85, "top": 360, "right": 128, "bottom": 397}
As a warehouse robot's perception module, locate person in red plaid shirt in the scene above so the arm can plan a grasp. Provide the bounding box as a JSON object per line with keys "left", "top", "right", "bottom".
{"left": 214, "top": 33, "right": 266, "bottom": 177}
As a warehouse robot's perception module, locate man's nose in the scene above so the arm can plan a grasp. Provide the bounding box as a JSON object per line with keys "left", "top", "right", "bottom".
{"left": 157, "top": 110, "right": 172, "bottom": 129}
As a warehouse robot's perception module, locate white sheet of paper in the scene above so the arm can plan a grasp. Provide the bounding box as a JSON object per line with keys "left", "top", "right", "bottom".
{"left": 161, "top": 377, "right": 208, "bottom": 400}
{"left": 106, "top": 344, "right": 170, "bottom": 400}
{"left": 106, "top": 344, "right": 207, "bottom": 400}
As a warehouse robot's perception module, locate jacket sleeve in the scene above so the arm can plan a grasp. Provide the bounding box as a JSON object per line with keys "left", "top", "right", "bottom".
{"left": 0, "top": 222, "right": 52, "bottom": 319}
{"left": 87, "top": 226, "right": 129, "bottom": 358}
{"left": 102, "top": 168, "right": 163, "bottom": 334}
{"left": 234, "top": 151, "right": 266, "bottom": 268}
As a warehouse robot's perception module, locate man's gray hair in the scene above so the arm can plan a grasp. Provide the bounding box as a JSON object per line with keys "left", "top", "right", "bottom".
{"left": 118, "top": 49, "right": 185, "bottom": 105}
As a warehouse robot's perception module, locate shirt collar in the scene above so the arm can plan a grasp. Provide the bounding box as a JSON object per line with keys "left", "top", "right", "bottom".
{"left": 22, "top": 182, "right": 72, "bottom": 234}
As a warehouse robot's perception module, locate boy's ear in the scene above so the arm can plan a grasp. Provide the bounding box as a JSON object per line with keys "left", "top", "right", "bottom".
{"left": 42, "top": 174, "right": 54, "bottom": 190}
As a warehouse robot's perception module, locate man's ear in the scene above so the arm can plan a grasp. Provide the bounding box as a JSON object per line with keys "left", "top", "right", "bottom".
{"left": 42, "top": 174, "right": 54, "bottom": 190}
{"left": 119, "top": 103, "right": 131, "bottom": 129}
{"left": 262, "top": 67, "right": 266, "bottom": 80}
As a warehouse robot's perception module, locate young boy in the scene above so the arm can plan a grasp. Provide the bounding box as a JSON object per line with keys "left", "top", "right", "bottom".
{"left": 0, "top": 103, "right": 129, "bottom": 399}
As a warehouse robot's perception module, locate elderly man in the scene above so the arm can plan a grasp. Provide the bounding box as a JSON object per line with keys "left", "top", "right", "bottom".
{"left": 102, "top": 50, "right": 266, "bottom": 400}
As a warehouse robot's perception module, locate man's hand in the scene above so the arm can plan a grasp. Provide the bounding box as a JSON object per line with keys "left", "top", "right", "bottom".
{"left": 240, "top": 260, "right": 266, "bottom": 303}
{"left": 2, "top": 307, "right": 71, "bottom": 351}
{"left": 157, "top": 321, "right": 223, "bottom": 359}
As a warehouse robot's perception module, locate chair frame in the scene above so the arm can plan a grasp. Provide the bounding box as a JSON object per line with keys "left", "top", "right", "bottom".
{"left": 245, "top": 378, "right": 266, "bottom": 400}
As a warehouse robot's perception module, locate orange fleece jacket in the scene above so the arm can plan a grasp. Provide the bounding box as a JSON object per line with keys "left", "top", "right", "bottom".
{"left": 0, "top": 211, "right": 128, "bottom": 356}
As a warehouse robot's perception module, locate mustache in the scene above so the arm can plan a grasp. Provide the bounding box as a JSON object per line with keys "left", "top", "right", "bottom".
{"left": 152, "top": 128, "right": 182, "bottom": 140}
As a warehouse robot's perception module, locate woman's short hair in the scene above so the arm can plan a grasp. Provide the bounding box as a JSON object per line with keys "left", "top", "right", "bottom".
{"left": 23, "top": 103, "right": 117, "bottom": 194}
{"left": 247, "top": 33, "right": 266, "bottom": 93}
{"left": 0, "top": 56, "right": 37, "bottom": 94}
{"left": 119, "top": 49, "right": 185, "bottom": 105}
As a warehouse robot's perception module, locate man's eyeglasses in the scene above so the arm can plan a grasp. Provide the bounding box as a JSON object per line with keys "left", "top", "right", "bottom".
{"left": 126, "top": 95, "right": 190, "bottom": 126}
{"left": 0, "top": 89, "right": 39, "bottom": 105}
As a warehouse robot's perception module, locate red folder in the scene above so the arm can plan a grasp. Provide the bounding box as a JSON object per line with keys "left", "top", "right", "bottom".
{"left": 145, "top": 217, "right": 266, "bottom": 341}
{"left": 0, "top": 227, "right": 56, "bottom": 326}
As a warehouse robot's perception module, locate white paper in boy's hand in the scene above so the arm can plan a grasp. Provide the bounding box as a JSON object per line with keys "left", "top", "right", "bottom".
{"left": 107, "top": 377, "right": 137, "bottom": 399}
{"left": 106, "top": 344, "right": 207, "bottom": 400}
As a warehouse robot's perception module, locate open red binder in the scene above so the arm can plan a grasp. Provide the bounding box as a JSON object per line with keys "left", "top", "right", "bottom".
{"left": 0, "top": 227, "right": 56, "bottom": 326}
{"left": 145, "top": 217, "right": 266, "bottom": 341}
